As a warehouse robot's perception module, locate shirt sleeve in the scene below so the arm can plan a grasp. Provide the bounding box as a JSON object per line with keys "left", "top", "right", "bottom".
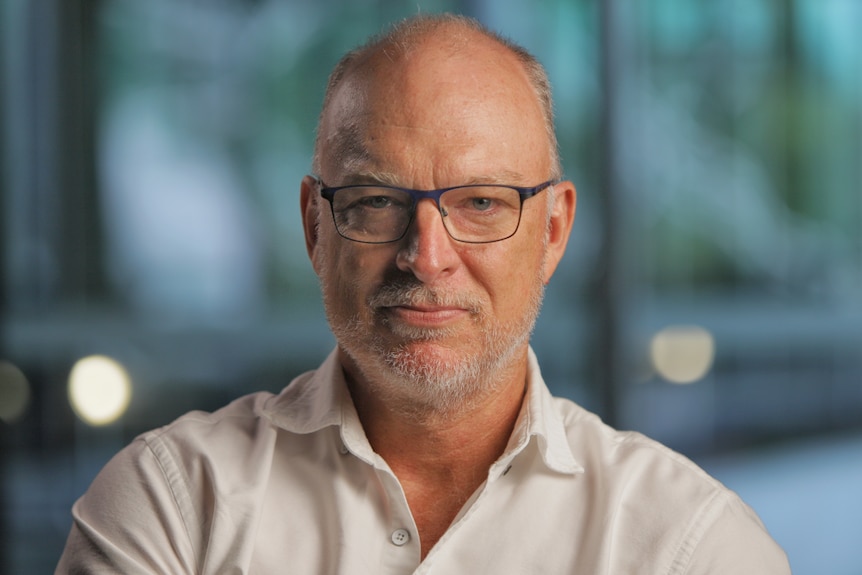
{"left": 55, "top": 437, "right": 198, "bottom": 574}
{"left": 675, "top": 491, "right": 792, "bottom": 575}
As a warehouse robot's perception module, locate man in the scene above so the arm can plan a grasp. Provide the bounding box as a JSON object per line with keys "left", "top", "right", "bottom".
{"left": 57, "top": 13, "right": 790, "bottom": 574}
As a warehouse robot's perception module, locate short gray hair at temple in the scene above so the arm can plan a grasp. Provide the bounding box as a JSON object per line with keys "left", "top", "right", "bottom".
{"left": 310, "top": 13, "right": 563, "bottom": 182}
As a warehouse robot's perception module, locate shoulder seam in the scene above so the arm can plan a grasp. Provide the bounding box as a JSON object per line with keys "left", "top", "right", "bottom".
{"left": 665, "top": 487, "right": 729, "bottom": 575}
{"left": 142, "top": 433, "right": 202, "bottom": 570}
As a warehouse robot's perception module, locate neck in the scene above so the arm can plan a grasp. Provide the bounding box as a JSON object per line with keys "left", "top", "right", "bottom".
{"left": 361, "top": 380, "right": 525, "bottom": 477}
{"left": 342, "top": 348, "right": 529, "bottom": 558}
{"left": 341, "top": 346, "right": 529, "bottom": 472}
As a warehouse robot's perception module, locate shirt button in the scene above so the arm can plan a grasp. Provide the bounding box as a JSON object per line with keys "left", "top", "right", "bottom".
{"left": 390, "top": 528, "right": 411, "bottom": 546}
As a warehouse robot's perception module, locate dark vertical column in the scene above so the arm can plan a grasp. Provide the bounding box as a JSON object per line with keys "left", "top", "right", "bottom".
{"left": 1, "top": 0, "right": 104, "bottom": 313}
{"left": 0, "top": 3, "right": 18, "bottom": 571}
{"left": 1, "top": 1, "right": 102, "bottom": 570}
{"left": 57, "top": 0, "right": 105, "bottom": 306}
{"left": 597, "top": 0, "right": 629, "bottom": 428}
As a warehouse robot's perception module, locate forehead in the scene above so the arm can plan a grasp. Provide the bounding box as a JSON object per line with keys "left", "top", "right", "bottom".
{"left": 319, "top": 31, "right": 550, "bottom": 184}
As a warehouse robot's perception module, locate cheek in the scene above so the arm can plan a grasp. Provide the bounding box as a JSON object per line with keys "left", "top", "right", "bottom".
{"left": 483, "top": 234, "right": 547, "bottom": 308}
{"left": 467, "top": 244, "right": 539, "bottom": 308}
{"left": 318, "top": 240, "right": 393, "bottom": 310}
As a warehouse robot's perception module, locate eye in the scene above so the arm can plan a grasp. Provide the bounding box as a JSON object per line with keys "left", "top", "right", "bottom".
{"left": 470, "top": 197, "right": 495, "bottom": 211}
{"left": 358, "top": 195, "right": 394, "bottom": 209}
{"left": 343, "top": 188, "right": 411, "bottom": 211}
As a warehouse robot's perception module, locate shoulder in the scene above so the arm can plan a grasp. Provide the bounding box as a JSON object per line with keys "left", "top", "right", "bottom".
{"left": 552, "top": 395, "right": 720, "bottom": 490}
{"left": 73, "top": 390, "right": 283, "bottom": 525}
{"left": 84, "top": 391, "right": 280, "bottom": 497}
{"left": 132, "top": 391, "right": 283, "bottom": 490}
{"left": 550, "top": 397, "right": 789, "bottom": 573}
{"left": 553, "top": 396, "right": 732, "bottom": 513}
{"left": 60, "top": 391, "right": 287, "bottom": 572}
{"left": 79, "top": 395, "right": 280, "bottom": 536}
{"left": 141, "top": 391, "right": 277, "bottom": 453}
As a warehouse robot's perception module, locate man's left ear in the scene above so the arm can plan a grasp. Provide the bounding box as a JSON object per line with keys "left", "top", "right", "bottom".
{"left": 543, "top": 180, "right": 576, "bottom": 284}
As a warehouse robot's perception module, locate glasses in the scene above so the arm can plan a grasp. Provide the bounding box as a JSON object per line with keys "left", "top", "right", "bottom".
{"left": 316, "top": 178, "right": 555, "bottom": 244}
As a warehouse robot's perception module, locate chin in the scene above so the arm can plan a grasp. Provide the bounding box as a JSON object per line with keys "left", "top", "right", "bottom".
{"left": 383, "top": 347, "right": 494, "bottom": 414}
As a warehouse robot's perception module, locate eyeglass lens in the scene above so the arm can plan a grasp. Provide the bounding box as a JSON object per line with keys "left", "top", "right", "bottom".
{"left": 330, "top": 185, "right": 524, "bottom": 243}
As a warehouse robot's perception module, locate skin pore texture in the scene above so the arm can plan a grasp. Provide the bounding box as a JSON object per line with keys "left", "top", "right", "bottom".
{"left": 300, "top": 18, "right": 576, "bottom": 558}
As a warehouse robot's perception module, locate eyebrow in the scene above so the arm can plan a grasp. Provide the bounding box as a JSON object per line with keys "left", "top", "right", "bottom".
{"left": 338, "top": 170, "right": 401, "bottom": 186}
{"left": 339, "top": 168, "right": 532, "bottom": 189}
{"left": 461, "top": 170, "right": 530, "bottom": 186}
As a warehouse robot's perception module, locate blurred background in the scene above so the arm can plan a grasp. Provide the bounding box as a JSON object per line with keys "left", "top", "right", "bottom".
{"left": 2, "top": 0, "right": 861, "bottom": 572}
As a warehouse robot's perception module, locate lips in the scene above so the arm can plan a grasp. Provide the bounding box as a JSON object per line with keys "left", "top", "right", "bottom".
{"left": 386, "top": 304, "right": 469, "bottom": 327}
{"left": 368, "top": 282, "right": 482, "bottom": 334}
{"left": 370, "top": 281, "right": 480, "bottom": 310}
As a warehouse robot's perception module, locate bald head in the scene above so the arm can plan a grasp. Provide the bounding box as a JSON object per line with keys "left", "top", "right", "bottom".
{"left": 311, "top": 14, "right": 561, "bottom": 181}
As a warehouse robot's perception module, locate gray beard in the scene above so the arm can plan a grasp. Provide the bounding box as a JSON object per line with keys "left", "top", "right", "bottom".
{"left": 324, "top": 275, "right": 546, "bottom": 418}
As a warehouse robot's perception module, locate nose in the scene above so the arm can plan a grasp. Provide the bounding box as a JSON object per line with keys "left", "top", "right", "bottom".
{"left": 395, "top": 199, "right": 461, "bottom": 284}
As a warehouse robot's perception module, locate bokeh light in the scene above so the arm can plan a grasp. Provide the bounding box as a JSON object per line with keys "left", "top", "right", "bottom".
{"left": 0, "top": 360, "right": 31, "bottom": 423}
{"left": 68, "top": 355, "right": 133, "bottom": 426}
{"left": 650, "top": 325, "right": 715, "bottom": 384}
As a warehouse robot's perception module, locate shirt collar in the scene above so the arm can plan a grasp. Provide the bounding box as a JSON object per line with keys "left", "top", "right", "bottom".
{"left": 261, "top": 346, "right": 583, "bottom": 475}
{"left": 494, "top": 347, "right": 583, "bottom": 477}
{"left": 262, "top": 348, "right": 346, "bottom": 433}
{"left": 261, "top": 349, "right": 380, "bottom": 465}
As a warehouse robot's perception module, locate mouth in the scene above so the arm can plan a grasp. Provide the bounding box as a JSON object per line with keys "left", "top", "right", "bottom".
{"left": 384, "top": 304, "right": 470, "bottom": 327}
{"left": 369, "top": 283, "right": 481, "bottom": 333}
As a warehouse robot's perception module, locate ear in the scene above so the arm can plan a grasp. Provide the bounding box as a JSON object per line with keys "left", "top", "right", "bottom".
{"left": 542, "top": 180, "right": 577, "bottom": 284}
{"left": 300, "top": 175, "right": 323, "bottom": 274}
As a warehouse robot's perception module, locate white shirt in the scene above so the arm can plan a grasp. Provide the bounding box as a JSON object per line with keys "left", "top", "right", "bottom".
{"left": 57, "top": 348, "right": 790, "bottom": 574}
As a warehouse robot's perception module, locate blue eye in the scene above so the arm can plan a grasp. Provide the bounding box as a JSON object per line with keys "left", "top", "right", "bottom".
{"left": 359, "top": 196, "right": 393, "bottom": 209}
{"left": 470, "top": 197, "right": 494, "bottom": 211}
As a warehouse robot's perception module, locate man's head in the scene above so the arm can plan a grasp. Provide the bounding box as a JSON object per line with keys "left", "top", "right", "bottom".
{"left": 300, "top": 14, "right": 576, "bottom": 417}
{"left": 310, "top": 14, "right": 562, "bottom": 182}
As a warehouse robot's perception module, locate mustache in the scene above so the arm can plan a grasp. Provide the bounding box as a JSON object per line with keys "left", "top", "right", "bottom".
{"left": 367, "top": 279, "right": 484, "bottom": 315}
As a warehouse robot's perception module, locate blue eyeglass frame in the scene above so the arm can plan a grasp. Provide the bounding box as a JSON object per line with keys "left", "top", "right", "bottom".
{"left": 314, "top": 176, "right": 556, "bottom": 244}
